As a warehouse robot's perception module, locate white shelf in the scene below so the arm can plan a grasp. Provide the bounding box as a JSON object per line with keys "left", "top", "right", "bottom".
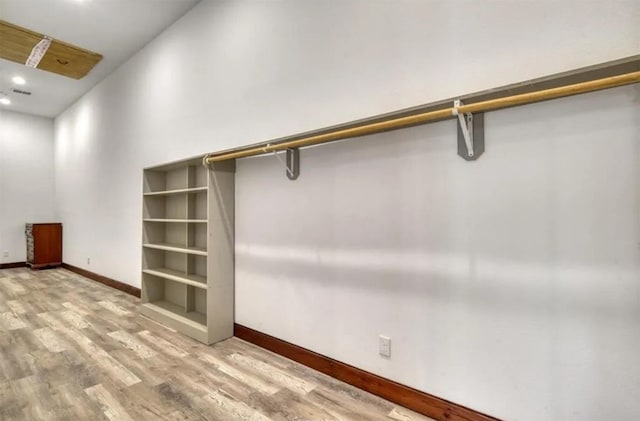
{"left": 141, "top": 301, "right": 206, "bottom": 331}
{"left": 143, "top": 242, "right": 207, "bottom": 256}
{"left": 143, "top": 219, "right": 207, "bottom": 223}
{"left": 144, "top": 187, "right": 207, "bottom": 196}
{"left": 143, "top": 268, "right": 207, "bottom": 290}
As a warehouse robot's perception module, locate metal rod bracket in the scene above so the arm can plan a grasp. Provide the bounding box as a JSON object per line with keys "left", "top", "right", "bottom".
{"left": 453, "top": 100, "right": 484, "bottom": 161}
{"left": 285, "top": 148, "right": 300, "bottom": 180}
{"left": 269, "top": 147, "right": 300, "bottom": 180}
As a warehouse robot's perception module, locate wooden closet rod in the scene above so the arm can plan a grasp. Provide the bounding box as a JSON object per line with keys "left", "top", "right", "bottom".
{"left": 205, "top": 70, "right": 640, "bottom": 164}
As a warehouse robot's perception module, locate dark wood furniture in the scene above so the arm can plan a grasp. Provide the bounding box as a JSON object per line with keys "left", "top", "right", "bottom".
{"left": 25, "top": 223, "right": 63, "bottom": 269}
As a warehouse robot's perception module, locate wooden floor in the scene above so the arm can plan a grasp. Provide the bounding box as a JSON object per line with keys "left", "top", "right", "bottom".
{"left": 0, "top": 267, "right": 433, "bottom": 421}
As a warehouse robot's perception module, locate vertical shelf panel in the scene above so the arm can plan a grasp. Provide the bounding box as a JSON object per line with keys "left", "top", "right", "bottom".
{"left": 185, "top": 285, "right": 195, "bottom": 312}
{"left": 206, "top": 160, "right": 235, "bottom": 343}
{"left": 195, "top": 288, "right": 207, "bottom": 316}
{"left": 192, "top": 165, "right": 208, "bottom": 189}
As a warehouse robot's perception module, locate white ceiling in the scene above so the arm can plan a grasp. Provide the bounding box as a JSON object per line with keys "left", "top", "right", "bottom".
{"left": 0, "top": 0, "right": 200, "bottom": 117}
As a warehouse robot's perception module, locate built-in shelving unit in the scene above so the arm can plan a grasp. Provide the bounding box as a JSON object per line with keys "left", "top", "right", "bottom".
{"left": 140, "top": 156, "right": 235, "bottom": 344}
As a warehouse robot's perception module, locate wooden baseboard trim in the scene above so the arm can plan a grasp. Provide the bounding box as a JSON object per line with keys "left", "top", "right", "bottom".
{"left": 61, "top": 263, "right": 141, "bottom": 298}
{"left": 0, "top": 261, "right": 27, "bottom": 269}
{"left": 234, "top": 324, "right": 500, "bottom": 421}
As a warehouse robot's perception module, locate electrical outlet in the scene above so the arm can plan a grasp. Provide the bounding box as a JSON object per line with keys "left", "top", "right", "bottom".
{"left": 87, "top": 257, "right": 91, "bottom": 265}
{"left": 379, "top": 335, "right": 391, "bottom": 358}
{"left": 2, "top": 251, "right": 8, "bottom": 258}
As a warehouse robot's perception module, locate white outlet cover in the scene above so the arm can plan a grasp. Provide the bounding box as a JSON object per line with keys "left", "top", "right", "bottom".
{"left": 379, "top": 335, "right": 391, "bottom": 358}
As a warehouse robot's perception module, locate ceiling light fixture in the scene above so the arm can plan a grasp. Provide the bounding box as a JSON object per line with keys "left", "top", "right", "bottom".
{"left": 12, "top": 76, "right": 26, "bottom": 85}
{"left": 0, "top": 97, "right": 11, "bottom": 105}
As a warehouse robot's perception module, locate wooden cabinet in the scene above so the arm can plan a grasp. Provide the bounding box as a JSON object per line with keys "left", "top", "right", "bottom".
{"left": 25, "top": 223, "right": 63, "bottom": 269}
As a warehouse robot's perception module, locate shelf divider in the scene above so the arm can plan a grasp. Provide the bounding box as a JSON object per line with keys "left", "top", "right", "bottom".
{"left": 143, "top": 268, "right": 207, "bottom": 289}
{"left": 143, "top": 242, "right": 207, "bottom": 256}
{"left": 143, "top": 218, "right": 207, "bottom": 223}
{"left": 144, "top": 187, "right": 208, "bottom": 196}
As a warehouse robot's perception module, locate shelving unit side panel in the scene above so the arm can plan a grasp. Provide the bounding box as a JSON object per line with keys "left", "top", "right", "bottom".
{"left": 207, "top": 163, "right": 235, "bottom": 343}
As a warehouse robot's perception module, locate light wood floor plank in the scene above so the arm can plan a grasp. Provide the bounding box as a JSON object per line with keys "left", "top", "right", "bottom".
{"left": 137, "top": 330, "right": 188, "bottom": 358}
{"left": 7, "top": 300, "right": 27, "bottom": 314}
{"left": 108, "top": 330, "right": 157, "bottom": 359}
{"left": 0, "top": 311, "right": 27, "bottom": 330}
{"left": 98, "top": 300, "right": 132, "bottom": 316}
{"left": 59, "top": 310, "right": 92, "bottom": 329}
{"left": 230, "top": 352, "right": 317, "bottom": 394}
{"left": 32, "top": 327, "right": 67, "bottom": 352}
{"left": 85, "top": 383, "right": 136, "bottom": 421}
{"left": 0, "top": 267, "right": 434, "bottom": 421}
{"left": 199, "top": 352, "right": 281, "bottom": 395}
{"left": 62, "top": 302, "right": 89, "bottom": 315}
{"left": 204, "top": 388, "right": 273, "bottom": 420}
{"left": 60, "top": 327, "right": 142, "bottom": 387}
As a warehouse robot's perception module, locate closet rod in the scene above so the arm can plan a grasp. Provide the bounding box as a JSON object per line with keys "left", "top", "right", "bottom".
{"left": 205, "top": 70, "right": 640, "bottom": 164}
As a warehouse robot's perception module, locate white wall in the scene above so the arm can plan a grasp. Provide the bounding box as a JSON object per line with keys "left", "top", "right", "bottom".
{"left": 54, "top": 1, "right": 640, "bottom": 420}
{"left": 236, "top": 85, "right": 640, "bottom": 420}
{"left": 0, "top": 110, "right": 55, "bottom": 264}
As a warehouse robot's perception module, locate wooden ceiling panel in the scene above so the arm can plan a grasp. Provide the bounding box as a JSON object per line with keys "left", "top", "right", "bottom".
{"left": 0, "top": 19, "right": 102, "bottom": 79}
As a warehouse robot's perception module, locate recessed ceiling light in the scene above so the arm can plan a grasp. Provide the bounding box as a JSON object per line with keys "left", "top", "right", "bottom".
{"left": 0, "top": 97, "right": 11, "bottom": 105}
{"left": 12, "top": 76, "right": 26, "bottom": 85}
